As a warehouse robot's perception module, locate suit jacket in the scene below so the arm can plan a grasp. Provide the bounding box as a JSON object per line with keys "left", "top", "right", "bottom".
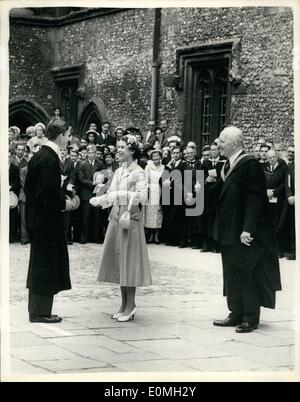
{"left": 60, "top": 157, "right": 74, "bottom": 194}
{"left": 69, "top": 160, "right": 81, "bottom": 193}
{"left": 79, "top": 159, "right": 106, "bottom": 200}
{"left": 144, "top": 133, "right": 158, "bottom": 146}
{"left": 19, "top": 165, "right": 28, "bottom": 202}
{"left": 182, "top": 159, "right": 203, "bottom": 199}
{"left": 163, "top": 159, "right": 186, "bottom": 206}
{"left": 97, "top": 133, "right": 116, "bottom": 146}
{"left": 286, "top": 162, "right": 294, "bottom": 198}
{"left": 263, "top": 159, "right": 287, "bottom": 207}
{"left": 203, "top": 158, "right": 226, "bottom": 178}
{"left": 9, "top": 163, "right": 21, "bottom": 196}
{"left": 277, "top": 162, "right": 295, "bottom": 233}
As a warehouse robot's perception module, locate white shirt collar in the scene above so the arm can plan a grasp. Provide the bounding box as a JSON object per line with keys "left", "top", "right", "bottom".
{"left": 45, "top": 140, "right": 60, "bottom": 158}
{"left": 229, "top": 149, "right": 243, "bottom": 166}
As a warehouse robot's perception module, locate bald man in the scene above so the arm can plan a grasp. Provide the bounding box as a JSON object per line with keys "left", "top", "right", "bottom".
{"left": 209, "top": 126, "right": 281, "bottom": 333}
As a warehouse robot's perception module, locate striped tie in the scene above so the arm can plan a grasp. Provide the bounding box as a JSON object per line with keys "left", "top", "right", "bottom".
{"left": 224, "top": 159, "right": 230, "bottom": 175}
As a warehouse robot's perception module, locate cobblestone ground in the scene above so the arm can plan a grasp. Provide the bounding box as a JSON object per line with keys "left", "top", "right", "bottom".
{"left": 6, "top": 242, "right": 297, "bottom": 379}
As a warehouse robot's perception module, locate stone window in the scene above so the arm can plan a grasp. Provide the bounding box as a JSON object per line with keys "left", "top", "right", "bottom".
{"left": 177, "top": 41, "right": 235, "bottom": 148}
{"left": 51, "top": 64, "right": 85, "bottom": 130}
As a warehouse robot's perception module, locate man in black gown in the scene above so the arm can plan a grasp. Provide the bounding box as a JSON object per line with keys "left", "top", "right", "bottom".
{"left": 211, "top": 126, "right": 281, "bottom": 333}
{"left": 25, "top": 119, "right": 73, "bottom": 323}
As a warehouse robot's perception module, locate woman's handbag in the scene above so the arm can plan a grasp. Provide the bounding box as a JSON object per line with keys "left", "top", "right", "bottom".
{"left": 119, "top": 193, "right": 135, "bottom": 230}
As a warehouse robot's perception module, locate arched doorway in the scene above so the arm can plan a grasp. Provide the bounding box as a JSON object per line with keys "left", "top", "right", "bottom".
{"left": 9, "top": 98, "right": 50, "bottom": 133}
{"left": 77, "top": 97, "right": 108, "bottom": 138}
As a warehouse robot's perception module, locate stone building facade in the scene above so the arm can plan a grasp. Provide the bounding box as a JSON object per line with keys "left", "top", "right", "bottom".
{"left": 9, "top": 6, "right": 294, "bottom": 150}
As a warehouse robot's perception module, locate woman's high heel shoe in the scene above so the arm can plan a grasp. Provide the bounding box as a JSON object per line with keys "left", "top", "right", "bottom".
{"left": 111, "top": 312, "right": 123, "bottom": 320}
{"left": 117, "top": 307, "right": 137, "bottom": 322}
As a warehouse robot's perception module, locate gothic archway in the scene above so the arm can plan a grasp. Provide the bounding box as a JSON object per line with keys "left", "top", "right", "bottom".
{"left": 77, "top": 97, "right": 108, "bottom": 138}
{"left": 9, "top": 98, "right": 50, "bottom": 133}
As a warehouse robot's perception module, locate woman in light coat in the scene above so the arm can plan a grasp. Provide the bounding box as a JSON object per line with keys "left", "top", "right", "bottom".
{"left": 143, "top": 150, "right": 164, "bottom": 244}
{"left": 90, "top": 136, "right": 152, "bottom": 322}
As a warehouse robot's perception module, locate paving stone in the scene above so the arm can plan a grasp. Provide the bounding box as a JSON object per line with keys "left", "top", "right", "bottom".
{"left": 45, "top": 343, "right": 119, "bottom": 362}
{"left": 56, "top": 366, "right": 126, "bottom": 374}
{"left": 113, "top": 359, "right": 196, "bottom": 372}
{"left": 35, "top": 357, "right": 109, "bottom": 372}
{"left": 233, "top": 332, "right": 294, "bottom": 347}
{"left": 11, "top": 345, "right": 81, "bottom": 362}
{"left": 221, "top": 342, "right": 295, "bottom": 368}
{"left": 181, "top": 356, "right": 266, "bottom": 372}
{"left": 11, "top": 332, "right": 52, "bottom": 348}
{"left": 10, "top": 357, "right": 53, "bottom": 374}
{"left": 51, "top": 335, "right": 140, "bottom": 354}
{"left": 126, "top": 339, "right": 232, "bottom": 359}
{"left": 50, "top": 342, "right": 161, "bottom": 364}
{"left": 94, "top": 326, "right": 178, "bottom": 341}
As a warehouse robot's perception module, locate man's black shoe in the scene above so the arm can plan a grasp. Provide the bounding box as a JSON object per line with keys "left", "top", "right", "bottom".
{"left": 178, "top": 243, "right": 187, "bottom": 248}
{"left": 235, "top": 322, "right": 258, "bottom": 333}
{"left": 29, "top": 315, "right": 62, "bottom": 324}
{"left": 213, "top": 317, "right": 242, "bottom": 327}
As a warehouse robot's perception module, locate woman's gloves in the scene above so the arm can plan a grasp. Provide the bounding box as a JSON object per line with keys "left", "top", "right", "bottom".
{"left": 90, "top": 195, "right": 104, "bottom": 208}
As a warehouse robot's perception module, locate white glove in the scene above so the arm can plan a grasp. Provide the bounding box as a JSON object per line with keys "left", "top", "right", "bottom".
{"left": 67, "top": 183, "right": 74, "bottom": 192}
{"left": 90, "top": 196, "right": 102, "bottom": 207}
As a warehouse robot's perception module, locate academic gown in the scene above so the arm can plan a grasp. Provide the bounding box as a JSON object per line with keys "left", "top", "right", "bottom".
{"left": 210, "top": 154, "right": 281, "bottom": 309}
{"left": 25, "top": 146, "right": 71, "bottom": 295}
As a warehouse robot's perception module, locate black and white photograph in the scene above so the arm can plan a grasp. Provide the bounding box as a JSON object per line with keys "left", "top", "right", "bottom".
{"left": 0, "top": 0, "right": 299, "bottom": 382}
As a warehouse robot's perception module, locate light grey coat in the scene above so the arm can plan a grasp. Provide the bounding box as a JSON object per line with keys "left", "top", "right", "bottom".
{"left": 98, "top": 161, "right": 152, "bottom": 287}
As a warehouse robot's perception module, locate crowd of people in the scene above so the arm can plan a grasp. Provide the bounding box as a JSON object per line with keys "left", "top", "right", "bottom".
{"left": 8, "top": 116, "right": 295, "bottom": 261}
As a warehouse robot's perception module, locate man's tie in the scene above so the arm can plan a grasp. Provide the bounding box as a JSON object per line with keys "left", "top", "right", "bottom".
{"left": 224, "top": 159, "right": 230, "bottom": 175}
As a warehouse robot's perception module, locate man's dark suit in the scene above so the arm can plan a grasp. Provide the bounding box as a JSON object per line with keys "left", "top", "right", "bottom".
{"left": 285, "top": 162, "right": 295, "bottom": 258}
{"left": 263, "top": 159, "right": 288, "bottom": 254}
{"left": 60, "top": 157, "right": 75, "bottom": 243}
{"left": 180, "top": 159, "right": 203, "bottom": 247}
{"left": 79, "top": 159, "right": 106, "bottom": 242}
{"left": 201, "top": 158, "right": 226, "bottom": 251}
{"left": 161, "top": 159, "right": 186, "bottom": 245}
{"left": 69, "top": 160, "right": 82, "bottom": 242}
{"left": 211, "top": 153, "right": 281, "bottom": 325}
{"left": 278, "top": 162, "right": 295, "bottom": 258}
{"left": 9, "top": 163, "right": 21, "bottom": 242}
{"left": 96, "top": 133, "right": 116, "bottom": 146}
